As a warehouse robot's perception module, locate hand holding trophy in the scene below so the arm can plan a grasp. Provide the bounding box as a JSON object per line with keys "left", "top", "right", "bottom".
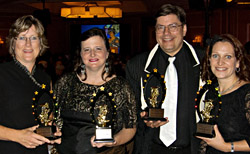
{"left": 195, "top": 80, "right": 222, "bottom": 138}
{"left": 90, "top": 86, "right": 116, "bottom": 143}
{"left": 142, "top": 68, "right": 166, "bottom": 121}
{"left": 32, "top": 84, "right": 58, "bottom": 139}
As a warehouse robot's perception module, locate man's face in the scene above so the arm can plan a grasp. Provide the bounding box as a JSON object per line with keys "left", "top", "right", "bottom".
{"left": 155, "top": 14, "right": 187, "bottom": 56}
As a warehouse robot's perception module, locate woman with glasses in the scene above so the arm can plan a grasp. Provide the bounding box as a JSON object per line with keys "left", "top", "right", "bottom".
{"left": 0, "top": 15, "right": 57, "bottom": 154}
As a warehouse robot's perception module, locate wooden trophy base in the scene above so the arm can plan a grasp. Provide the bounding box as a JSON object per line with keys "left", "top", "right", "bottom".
{"left": 195, "top": 123, "right": 215, "bottom": 138}
{"left": 143, "top": 108, "right": 166, "bottom": 121}
{"left": 94, "top": 127, "right": 114, "bottom": 143}
{"left": 36, "top": 126, "right": 57, "bottom": 139}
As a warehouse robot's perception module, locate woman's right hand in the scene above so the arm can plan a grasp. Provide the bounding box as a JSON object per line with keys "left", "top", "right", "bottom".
{"left": 90, "top": 136, "right": 117, "bottom": 148}
{"left": 16, "top": 125, "right": 50, "bottom": 149}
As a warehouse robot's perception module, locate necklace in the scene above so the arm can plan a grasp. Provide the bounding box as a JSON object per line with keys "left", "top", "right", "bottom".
{"left": 13, "top": 57, "right": 42, "bottom": 88}
{"left": 218, "top": 79, "right": 240, "bottom": 95}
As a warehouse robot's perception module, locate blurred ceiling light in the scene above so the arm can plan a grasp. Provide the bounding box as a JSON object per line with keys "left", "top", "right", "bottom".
{"left": 61, "top": 6, "right": 122, "bottom": 18}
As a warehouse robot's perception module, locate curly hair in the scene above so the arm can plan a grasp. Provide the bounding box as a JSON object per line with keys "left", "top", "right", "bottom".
{"left": 6, "top": 15, "right": 49, "bottom": 57}
{"left": 201, "top": 34, "right": 250, "bottom": 82}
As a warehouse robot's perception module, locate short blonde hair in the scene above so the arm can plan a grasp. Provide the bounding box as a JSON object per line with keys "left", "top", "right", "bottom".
{"left": 6, "top": 15, "right": 49, "bottom": 56}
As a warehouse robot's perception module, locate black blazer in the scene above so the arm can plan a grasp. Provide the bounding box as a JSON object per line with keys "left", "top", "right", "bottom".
{"left": 125, "top": 42, "right": 204, "bottom": 154}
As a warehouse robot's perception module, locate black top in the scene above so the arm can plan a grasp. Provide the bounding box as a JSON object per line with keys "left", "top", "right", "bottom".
{"left": 53, "top": 73, "right": 137, "bottom": 154}
{"left": 145, "top": 44, "right": 199, "bottom": 147}
{"left": 126, "top": 43, "right": 204, "bottom": 154}
{"left": 0, "top": 60, "right": 51, "bottom": 154}
{"left": 200, "top": 83, "right": 250, "bottom": 154}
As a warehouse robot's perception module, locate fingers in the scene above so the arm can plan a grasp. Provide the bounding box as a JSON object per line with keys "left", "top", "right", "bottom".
{"left": 33, "top": 133, "right": 51, "bottom": 144}
{"left": 140, "top": 111, "right": 147, "bottom": 118}
{"left": 213, "top": 125, "right": 220, "bottom": 136}
{"left": 91, "top": 136, "right": 116, "bottom": 148}
{"left": 196, "top": 125, "right": 219, "bottom": 143}
{"left": 53, "top": 127, "right": 62, "bottom": 137}
{"left": 144, "top": 118, "right": 169, "bottom": 128}
{"left": 90, "top": 136, "right": 96, "bottom": 147}
{"left": 196, "top": 136, "right": 209, "bottom": 141}
{"left": 18, "top": 126, "right": 51, "bottom": 149}
{"left": 50, "top": 138, "right": 61, "bottom": 144}
{"left": 28, "top": 133, "right": 50, "bottom": 147}
{"left": 27, "top": 125, "right": 39, "bottom": 131}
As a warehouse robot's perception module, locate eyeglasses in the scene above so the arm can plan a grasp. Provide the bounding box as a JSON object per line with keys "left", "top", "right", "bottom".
{"left": 15, "top": 36, "right": 40, "bottom": 44}
{"left": 155, "top": 24, "right": 183, "bottom": 33}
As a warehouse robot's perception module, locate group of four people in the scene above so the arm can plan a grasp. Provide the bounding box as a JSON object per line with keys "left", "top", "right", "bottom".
{"left": 0, "top": 3, "right": 250, "bottom": 154}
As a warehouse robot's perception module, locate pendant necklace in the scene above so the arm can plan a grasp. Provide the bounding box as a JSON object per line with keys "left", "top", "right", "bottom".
{"left": 218, "top": 79, "right": 240, "bottom": 95}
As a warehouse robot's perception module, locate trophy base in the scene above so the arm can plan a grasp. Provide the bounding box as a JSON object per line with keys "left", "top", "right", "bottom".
{"left": 142, "top": 108, "right": 166, "bottom": 121}
{"left": 143, "top": 117, "right": 167, "bottom": 121}
{"left": 36, "top": 126, "right": 57, "bottom": 140}
{"left": 95, "top": 126, "right": 114, "bottom": 143}
{"left": 195, "top": 123, "right": 215, "bottom": 138}
{"left": 94, "top": 138, "right": 115, "bottom": 143}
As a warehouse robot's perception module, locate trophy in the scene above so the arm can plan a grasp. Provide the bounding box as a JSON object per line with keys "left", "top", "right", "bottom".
{"left": 90, "top": 86, "right": 116, "bottom": 143}
{"left": 196, "top": 99, "right": 215, "bottom": 138}
{"left": 32, "top": 84, "right": 58, "bottom": 139}
{"left": 142, "top": 68, "right": 166, "bottom": 121}
{"left": 195, "top": 81, "right": 220, "bottom": 138}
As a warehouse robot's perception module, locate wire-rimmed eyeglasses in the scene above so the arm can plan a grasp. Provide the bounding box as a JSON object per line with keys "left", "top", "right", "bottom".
{"left": 15, "top": 36, "right": 40, "bottom": 44}
{"left": 155, "top": 24, "right": 183, "bottom": 33}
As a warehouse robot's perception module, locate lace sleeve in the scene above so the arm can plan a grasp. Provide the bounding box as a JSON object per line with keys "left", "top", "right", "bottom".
{"left": 246, "top": 91, "right": 250, "bottom": 123}
{"left": 124, "top": 81, "right": 137, "bottom": 128}
{"left": 245, "top": 91, "right": 250, "bottom": 146}
{"left": 113, "top": 78, "right": 137, "bottom": 129}
{"left": 198, "top": 140, "right": 208, "bottom": 154}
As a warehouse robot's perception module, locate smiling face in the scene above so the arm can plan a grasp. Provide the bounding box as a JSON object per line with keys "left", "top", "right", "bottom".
{"left": 81, "top": 36, "right": 109, "bottom": 73}
{"left": 14, "top": 25, "right": 40, "bottom": 67}
{"left": 209, "top": 41, "right": 239, "bottom": 81}
{"left": 155, "top": 14, "right": 187, "bottom": 56}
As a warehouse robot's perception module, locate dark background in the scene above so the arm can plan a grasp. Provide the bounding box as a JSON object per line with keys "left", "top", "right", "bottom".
{"left": 0, "top": 0, "right": 249, "bottom": 59}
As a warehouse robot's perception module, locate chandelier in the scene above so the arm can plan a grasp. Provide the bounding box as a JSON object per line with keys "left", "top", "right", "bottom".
{"left": 61, "top": 2, "right": 122, "bottom": 18}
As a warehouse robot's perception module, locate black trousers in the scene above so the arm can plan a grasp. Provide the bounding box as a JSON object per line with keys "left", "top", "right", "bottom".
{"left": 150, "top": 142, "right": 191, "bottom": 154}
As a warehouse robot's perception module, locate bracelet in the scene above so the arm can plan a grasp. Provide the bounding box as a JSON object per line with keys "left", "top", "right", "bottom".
{"left": 231, "top": 142, "right": 234, "bottom": 152}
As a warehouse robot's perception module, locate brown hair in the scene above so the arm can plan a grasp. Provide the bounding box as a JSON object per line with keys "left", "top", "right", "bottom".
{"left": 155, "top": 4, "right": 186, "bottom": 25}
{"left": 74, "top": 28, "right": 115, "bottom": 81}
{"left": 201, "top": 34, "right": 250, "bottom": 82}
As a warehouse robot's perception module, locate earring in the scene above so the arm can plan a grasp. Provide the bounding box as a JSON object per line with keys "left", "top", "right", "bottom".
{"left": 81, "top": 64, "right": 85, "bottom": 75}
{"left": 105, "top": 62, "right": 109, "bottom": 73}
{"left": 236, "top": 67, "right": 240, "bottom": 73}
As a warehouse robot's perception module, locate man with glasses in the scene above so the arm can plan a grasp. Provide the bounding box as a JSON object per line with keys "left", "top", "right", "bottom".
{"left": 126, "top": 4, "right": 204, "bottom": 154}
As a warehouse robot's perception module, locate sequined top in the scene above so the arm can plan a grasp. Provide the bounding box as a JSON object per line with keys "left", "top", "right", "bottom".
{"left": 199, "top": 83, "right": 250, "bottom": 154}
{"left": 54, "top": 72, "right": 137, "bottom": 154}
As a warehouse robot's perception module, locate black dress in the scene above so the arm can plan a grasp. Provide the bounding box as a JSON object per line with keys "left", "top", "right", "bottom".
{"left": 0, "top": 60, "right": 51, "bottom": 154}
{"left": 200, "top": 83, "right": 250, "bottom": 154}
{"left": 53, "top": 73, "right": 137, "bottom": 154}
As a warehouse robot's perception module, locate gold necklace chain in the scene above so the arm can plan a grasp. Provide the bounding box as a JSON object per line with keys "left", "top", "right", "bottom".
{"left": 218, "top": 79, "right": 240, "bottom": 95}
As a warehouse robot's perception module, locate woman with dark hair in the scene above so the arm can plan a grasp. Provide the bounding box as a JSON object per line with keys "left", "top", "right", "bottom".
{"left": 0, "top": 15, "right": 52, "bottom": 153}
{"left": 54, "top": 28, "right": 137, "bottom": 154}
{"left": 196, "top": 34, "right": 250, "bottom": 153}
